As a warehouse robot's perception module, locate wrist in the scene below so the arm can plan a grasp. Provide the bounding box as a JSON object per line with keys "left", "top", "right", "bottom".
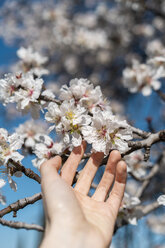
{"left": 40, "top": 222, "right": 107, "bottom": 248}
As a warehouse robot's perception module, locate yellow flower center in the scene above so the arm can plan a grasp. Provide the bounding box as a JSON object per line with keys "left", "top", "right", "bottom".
{"left": 0, "top": 143, "right": 11, "bottom": 158}
{"left": 98, "top": 126, "right": 107, "bottom": 139}
{"left": 109, "top": 129, "right": 119, "bottom": 144}
{"left": 66, "top": 111, "right": 75, "bottom": 121}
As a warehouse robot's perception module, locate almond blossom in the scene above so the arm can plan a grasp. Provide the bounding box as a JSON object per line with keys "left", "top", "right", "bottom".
{"left": 17, "top": 47, "right": 49, "bottom": 77}
{"left": 123, "top": 59, "right": 165, "bottom": 96}
{"left": 32, "top": 135, "right": 65, "bottom": 169}
{"left": 157, "top": 195, "right": 165, "bottom": 206}
{"left": 15, "top": 120, "right": 48, "bottom": 149}
{"left": 117, "top": 192, "right": 141, "bottom": 226}
{"left": 0, "top": 72, "right": 44, "bottom": 118}
{"left": 0, "top": 128, "right": 24, "bottom": 166}
{"left": 17, "top": 47, "right": 48, "bottom": 66}
{"left": 15, "top": 72, "right": 43, "bottom": 117}
{"left": 0, "top": 73, "right": 22, "bottom": 105}
{"left": 59, "top": 78, "right": 111, "bottom": 113}
{"left": 82, "top": 111, "right": 132, "bottom": 154}
{"left": 45, "top": 99, "right": 91, "bottom": 147}
{"left": 124, "top": 150, "right": 152, "bottom": 178}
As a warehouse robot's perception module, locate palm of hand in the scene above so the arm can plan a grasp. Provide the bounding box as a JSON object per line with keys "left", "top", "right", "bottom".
{"left": 75, "top": 191, "right": 117, "bottom": 245}
{"left": 41, "top": 142, "right": 126, "bottom": 248}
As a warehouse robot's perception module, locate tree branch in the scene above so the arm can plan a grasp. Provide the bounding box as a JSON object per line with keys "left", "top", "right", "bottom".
{"left": 10, "top": 159, "right": 41, "bottom": 184}
{"left": 135, "top": 180, "right": 150, "bottom": 198}
{"left": 39, "top": 95, "right": 61, "bottom": 105}
{"left": 0, "top": 218, "right": 44, "bottom": 232}
{"left": 123, "top": 129, "right": 165, "bottom": 156}
{"left": 115, "top": 201, "right": 160, "bottom": 233}
{"left": 132, "top": 154, "right": 163, "bottom": 198}
{"left": 135, "top": 201, "right": 160, "bottom": 217}
{"left": 130, "top": 163, "right": 160, "bottom": 182}
{"left": 0, "top": 193, "right": 42, "bottom": 218}
{"left": 82, "top": 130, "right": 165, "bottom": 166}
{"left": 130, "top": 126, "right": 150, "bottom": 139}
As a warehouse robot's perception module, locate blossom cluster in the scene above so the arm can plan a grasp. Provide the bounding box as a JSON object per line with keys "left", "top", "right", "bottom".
{"left": 0, "top": 128, "right": 24, "bottom": 194}
{"left": 0, "top": 70, "right": 133, "bottom": 169}
{"left": 15, "top": 120, "right": 48, "bottom": 150}
{"left": 124, "top": 150, "right": 152, "bottom": 178}
{"left": 16, "top": 47, "right": 49, "bottom": 77}
{"left": 117, "top": 192, "right": 141, "bottom": 226}
{"left": 45, "top": 78, "right": 133, "bottom": 159}
{"left": 0, "top": 1, "right": 139, "bottom": 87}
{"left": 123, "top": 57, "right": 165, "bottom": 96}
{"left": 0, "top": 71, "right": 46, "bottom": 118}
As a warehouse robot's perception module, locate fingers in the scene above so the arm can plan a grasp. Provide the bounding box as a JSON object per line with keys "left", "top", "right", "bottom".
{"left": 106, "top": 160, "right": 127, "bottom": 217}
{"left": 40, "top": 156, "right": 62, "bottom": 222}
{"left": 40, "top": 155, "right": 84, "bottom": 224}
{"left": 40, "top": 156, "right": 62, "bottom": 189}
{"left": 60, "top": 141, "right": 86, "bottom": 185}
{"left": 74, "top": 152, "right": 104, "bottom": 195}
{"left": 92, "top": 150, "right": 121, "bottom": 201}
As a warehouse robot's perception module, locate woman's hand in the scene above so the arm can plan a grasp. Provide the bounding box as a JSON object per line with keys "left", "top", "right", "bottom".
{"left": 40, "top": 142, "right": 127, "bottom": 248}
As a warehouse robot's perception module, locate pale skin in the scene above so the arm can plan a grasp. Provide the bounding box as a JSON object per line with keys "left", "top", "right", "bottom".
{"left": 40, "top": 142, "right": 127, "bottom": 248}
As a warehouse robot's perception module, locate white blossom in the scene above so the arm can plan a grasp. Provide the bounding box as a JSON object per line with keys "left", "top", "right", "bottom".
{"left": 0, "top": 72, "right": 44, "bottom": 118}
{"left": 0, "top": 72, "right": 23, "bottom": 105}
{"left": 122, "top": 192, "right": 141, "bottom": 209}
{"left": 74, "top": 28, "right": 109, "bottom": 50}
{"left": 123, "top": 59, "right": 165, "bottom": 96}
{"left": 16, "top": 120, "right": 48, "bottom": 149}
{"left": 146, "top": 40, "right": 165, "bottom": 57}
{"left": 15, "top": 73, "right": 43, "bottom": 107}
{"left": 0, "top": 128, "right": 24, "bottom": 166}
{"left": 125, "top": 150, "right": 152, "bottom": 178}
{"left": 117, "top": 193, "right": 141, "bottom": 226}
{"left": 12, "top": 47, "right": 49, "bottom": 77}
{"left": 32, "top": 136, "right": 65, "bottom": 169}
{"left": 45, "top": 99, "right": 91, "bottom": 147}
{"left": 157, "top": 195, "right": 165, "bottom": 206}
{"left": 148, "top": 56, "right": 165, "bottom": 69}
{"left": 17, "top": 47, "right": 48, "bottom": 66}
{"left": 82, "top": 111, "right": 132, "bottom": 154}
{"left": 59, "top": 78, "right": 110, "bottom": 113}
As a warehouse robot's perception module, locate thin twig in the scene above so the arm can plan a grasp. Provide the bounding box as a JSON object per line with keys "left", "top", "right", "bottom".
{"left": 130, "top": 153, "right": 163, "bottom": 182}
{"left": 130, "top": 163, "right": 160, "bottom": 182}
{"left": 0, "top": 218, "right": 44, "bottom": 232}
{"left": 124, "top": 129, "right": 165, "bottom": 156}
{"left": 0, "top": 193, "right": 42, "bottom": 218}
{"left": 115, "top": 200, "right": 160, "bottom": 233}
{"left": 10, "top": 159, "right": 41, "bottom": 184}
{"left": 131, "top": 126, "right": 150, "bottom": 139}
{"left": 135, "top": 201, "right": 160, "bottom": 217}
{"left": 39, "top": 95, "right": 61, "bottom": 105}
{"left": 135, "top": 180, "right": 150, "bottom": 198}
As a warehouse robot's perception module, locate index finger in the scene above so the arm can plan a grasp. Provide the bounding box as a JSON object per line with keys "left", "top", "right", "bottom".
{"left": 40, "top": 156, "right": 62, "bottom": 188}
